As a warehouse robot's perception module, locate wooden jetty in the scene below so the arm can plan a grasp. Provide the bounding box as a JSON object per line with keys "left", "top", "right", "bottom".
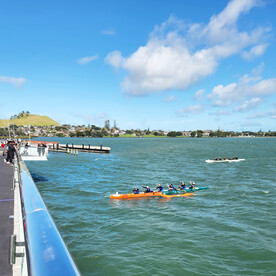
{"left": 49, "top": 143, "right": 111, "bottom": 153}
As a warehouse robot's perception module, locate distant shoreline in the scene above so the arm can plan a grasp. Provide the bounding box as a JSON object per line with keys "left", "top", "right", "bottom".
{"left": 30, "top": 135, "right": 276, "bottom": 139}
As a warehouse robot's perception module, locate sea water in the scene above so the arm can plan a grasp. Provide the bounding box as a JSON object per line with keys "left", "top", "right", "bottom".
{"left": 26, "top": 137, "right": 276, "bottom": 275}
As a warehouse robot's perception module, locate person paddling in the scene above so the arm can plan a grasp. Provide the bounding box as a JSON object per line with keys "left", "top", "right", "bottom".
{"left": 154, "top": 184, "right": 163, "bottom": 192}
{"left": 142, "top": 185, "right": 152, "bottom": 193}
{"left": 179, "top": 182, "right": 186, "bottom": 190}
{"left": 133, "top": 187, "right": 140, "bottom": 194}
{"left": 189, "top": 182, "right": 195, "bottom": 190}
{"left": 167, "top": 184, "right": 175, "bottom": 191}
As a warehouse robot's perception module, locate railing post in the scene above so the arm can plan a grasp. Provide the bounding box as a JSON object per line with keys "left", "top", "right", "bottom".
{"left": 9, "top": 234, "right": 25, "bottom": 265}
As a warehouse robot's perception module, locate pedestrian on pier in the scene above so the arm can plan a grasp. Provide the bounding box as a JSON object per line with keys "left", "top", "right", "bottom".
{"left": 6, "top": 141, "right": 16, "bottom": 165}
{"left": 1, "top": 140, "right": 5, "bottom": 156}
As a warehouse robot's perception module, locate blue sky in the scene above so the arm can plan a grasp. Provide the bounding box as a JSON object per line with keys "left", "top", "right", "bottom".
{"left": 0, "top": 0, "right": 276, "bottom": 131}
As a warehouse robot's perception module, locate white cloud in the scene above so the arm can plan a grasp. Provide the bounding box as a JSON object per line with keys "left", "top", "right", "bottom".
{"left": 177, "top": 104, "right": 204, "bottom": 116}
{"left": 247, "top": 111, "right": 267, "bottom": 119}
{"left": 120, "top": 44, "right": 217, "bottom": 95}
{"left": 199, "top": 0, "right": 263, "bottom": 45}
{"left": 242, "top": 44, "right": 268, "bottom": 60}
{"left": 0, "top": 76, "right": 26, "bottom": 88}
{"left": 247, "top": 108, "right": 276, "bottom": 119}
{"left": 194, "top": 89, "right": 205, "bottom": 101}
{"left": 77, "top": 55, "right": 98, "bottom": 64}
{"left": 163, "top": 95, "right": 176, "bottom": 102}
{"left": 208, "top": 66, "right": 276, "bottom": 107}
{"left": 106, "top": 0, "right": 270, "bottom": 95}
{"left": 210, "top": 109, "right": 231, "bottom": 116}
{"left": 269, "top": 108, "right": 276, "bottom": 119}
{"left": 208, "top": 82, "right": 238, "bottom": 106}
{"left": 235, "top": 97, "right": 262, "bottom": 111}
{"left": 241, "top": 121, "right": 262, "bottom": 127}
{"left": 105, "top": 51, "right": 124, "bottom": 69}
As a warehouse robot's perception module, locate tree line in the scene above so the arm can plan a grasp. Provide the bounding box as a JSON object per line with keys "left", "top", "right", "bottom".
{"left": 10, "top": 111, "right": 30, "bottom": 120}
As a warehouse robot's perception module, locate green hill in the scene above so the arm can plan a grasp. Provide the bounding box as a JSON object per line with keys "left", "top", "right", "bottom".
{"left": 0, "top": 114, "right": 60, "bottom": 127}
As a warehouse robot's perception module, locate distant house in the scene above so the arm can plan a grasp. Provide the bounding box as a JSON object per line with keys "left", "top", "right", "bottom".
{"left": 183, "top": 131, "right": 191, "bottom": 136}
{"left": 203, "top": 130, "right": 210, "bottom": 136}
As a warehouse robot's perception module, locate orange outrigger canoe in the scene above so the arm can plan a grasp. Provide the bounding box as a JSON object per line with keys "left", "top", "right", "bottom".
{"left": 110, "top": 191, "right": 194, "bottom": 199}
{"left": 110, "top": 191, "right": 163, "bottom": 199}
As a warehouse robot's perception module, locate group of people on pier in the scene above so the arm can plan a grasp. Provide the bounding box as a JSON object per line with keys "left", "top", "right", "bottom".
{"left": 133, "top": 181, "right": 196, "bottom": 194}
{"left": 1, "top": 139, "right": 17, "bottom": 166}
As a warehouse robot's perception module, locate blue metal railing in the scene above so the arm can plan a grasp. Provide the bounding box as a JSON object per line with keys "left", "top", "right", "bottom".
{"left": 19, "top": 160, "right": 81, "bottom": 276}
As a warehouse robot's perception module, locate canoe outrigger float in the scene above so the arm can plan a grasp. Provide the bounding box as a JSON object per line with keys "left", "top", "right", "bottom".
{"left": 110, "top": 187, "right": 209, "bottom": 199}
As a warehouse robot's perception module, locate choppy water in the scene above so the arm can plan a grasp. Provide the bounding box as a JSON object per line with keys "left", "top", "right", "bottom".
{"left": 26, "top": 137, "right": 276, "bottom": 275}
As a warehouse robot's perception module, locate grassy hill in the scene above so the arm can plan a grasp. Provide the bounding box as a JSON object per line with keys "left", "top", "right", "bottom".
{"left": 0, "top": 114, "right": 60, "bottom": 127}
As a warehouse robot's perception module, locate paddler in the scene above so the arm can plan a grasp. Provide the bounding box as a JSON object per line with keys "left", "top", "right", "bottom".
{"left": 167, "top": 184, "right": 175, "bottom": 191}
{"left": 142, "top": 185, "right": 152, "bottom": 193}
{"left": 133, "top": 187, "right": 140, "bottom": 194}
{"left": 189, "top": 182, "right": 195, "bottom": 190}
{"left": 154, "top": 184, "right": 163, "bottom": 192}
{"left": 179, "top": 182, "right": 186, "bottom": 190}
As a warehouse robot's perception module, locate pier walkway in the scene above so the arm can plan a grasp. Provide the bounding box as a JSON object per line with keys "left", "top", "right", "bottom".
{"left": 0, "top": 155, "right": 14, "bottom": 276}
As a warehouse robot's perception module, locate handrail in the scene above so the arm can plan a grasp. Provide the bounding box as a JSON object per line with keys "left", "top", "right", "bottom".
{"left": 18, "top": 157, "right": 81, "bottom": 276}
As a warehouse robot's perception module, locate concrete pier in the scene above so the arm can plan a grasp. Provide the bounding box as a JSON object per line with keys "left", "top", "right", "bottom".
{"left": 0, "top": 147, "right": 80, "bottom": 275}
{"left": 0, "top": 155, "right": 14, "bottom": 276}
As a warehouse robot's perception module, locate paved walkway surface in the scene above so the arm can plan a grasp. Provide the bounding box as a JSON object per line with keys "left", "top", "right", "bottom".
{"left": 0, "top": 154, "right": 14, "bottom": 276}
